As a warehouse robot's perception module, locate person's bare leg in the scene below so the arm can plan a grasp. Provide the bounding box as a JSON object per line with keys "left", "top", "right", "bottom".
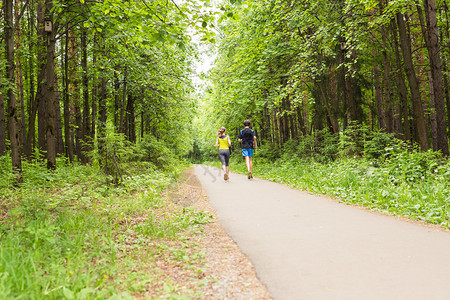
{"left": 245, "top": 156, "right": 251, "bottom": 172}
{"left": 249, "top": 157, "right": 253, "bottom": 173}
{"left": 222, "top": 165, "right": 228, "bottom": 180}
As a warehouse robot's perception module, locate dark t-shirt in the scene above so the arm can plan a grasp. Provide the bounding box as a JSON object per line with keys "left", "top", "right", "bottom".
{"left": 239, "top": 128, "right": 255, "bottom": 149}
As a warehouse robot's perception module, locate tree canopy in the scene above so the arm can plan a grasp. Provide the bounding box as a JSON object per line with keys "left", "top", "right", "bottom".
{"left": 198, "top": 0, "right": 450, "bottom": 158}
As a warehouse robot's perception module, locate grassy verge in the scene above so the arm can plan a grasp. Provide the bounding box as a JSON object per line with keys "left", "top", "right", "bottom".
{"left": 0, "top": 158, "right": 212, "bottom": 299}
{"left": 206, "top": 149, "right": 450, "bottom": 228}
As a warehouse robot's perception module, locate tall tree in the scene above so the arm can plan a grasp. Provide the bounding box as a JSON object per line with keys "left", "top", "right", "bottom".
{"left": 0, "top": 90, "right": 6, "bottom": 156}
{"left": 4, "top": 0, "right": 23, "bottom": 182}
{"left": 36, "top": 0, "right": 47, "bottom": 155}
{"left": 42, "top": 0, "right": 57, "bottom": 169}
{"left": 422, "top": 0, "right": 449, "bottom": 155}
{"left": 81, "top": 29, "right": 90, "bottom": 164}
{"left": 63, "top": 28, "right": 74, "bottom": 162}
{"left": 24, "top": 3, "right": 37, "bottom": 159}
{"left": 396, "top": 12, "right": 430, "bottom": 151}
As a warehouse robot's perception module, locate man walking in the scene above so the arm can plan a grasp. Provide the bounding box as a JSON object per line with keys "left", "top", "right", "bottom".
{"left": 238, "top": 120, "right": 257, "bottom": 179}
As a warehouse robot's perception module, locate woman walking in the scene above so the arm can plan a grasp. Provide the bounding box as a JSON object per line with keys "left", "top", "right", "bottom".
{"left": 215, "top": 127, "right": 231, "bottom": 180}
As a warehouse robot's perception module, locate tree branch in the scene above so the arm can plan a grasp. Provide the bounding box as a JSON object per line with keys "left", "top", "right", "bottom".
{"left": 14, "top": 0, "right": 31, "bottom": 31}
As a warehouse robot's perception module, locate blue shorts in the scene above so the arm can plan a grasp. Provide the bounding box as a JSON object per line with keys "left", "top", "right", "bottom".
{"left": 242, "top": 148, "right": 253, "bottom": 157}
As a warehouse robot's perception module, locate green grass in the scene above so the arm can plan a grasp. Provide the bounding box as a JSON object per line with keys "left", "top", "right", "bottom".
{"left": 207, "top": 150, "right": 450, "bottom": 228}
{"left": 0, "top": 157, "right": 211, "bottom": 299}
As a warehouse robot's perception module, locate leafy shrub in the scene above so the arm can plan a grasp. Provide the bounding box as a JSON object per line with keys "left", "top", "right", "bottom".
{"left": 133, "top": 135, "right": 179, "bottom": 171}
{"left": 254, "top": 143, "right": 281, "bottom": 161}
{"left": 316, "top": 129, "right": 339, "bottom": 162}
{"left": 339, "top": 122, "right": 368, "bottom": 157}
{"left": 297, "top": 134, "right": 316, "bottom": 158}
{"left": 295, "top": 129, "right": 339, "bottom": 162}
{"left": 93, "top": 128, "right": 132, "bottom": 183}
{"left": 382, "top": 142, "right": 443, "bottom": 183}
{"left": 364, "top": 131, "right": 396, "bottom": 160}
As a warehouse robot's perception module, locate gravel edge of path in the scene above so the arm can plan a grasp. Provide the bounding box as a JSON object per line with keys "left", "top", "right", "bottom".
{"left": 175, "top": 167, "right": 272, "bottom": 299}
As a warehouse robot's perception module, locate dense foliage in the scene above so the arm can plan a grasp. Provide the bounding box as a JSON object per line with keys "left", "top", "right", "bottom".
{"left": 198, "top": 0, "right": 450, "bottom": 158}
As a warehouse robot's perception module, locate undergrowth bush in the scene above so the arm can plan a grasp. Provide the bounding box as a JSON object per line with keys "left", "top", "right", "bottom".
{"left": 262, "top": 127, "right": 398, "bottom": 162}
{"left": 133, "top": 135, "right": 179, "bottom": 171}
{"left": 90, "top": 127, "right": 180, "bottom": 184}
{"left": 254, "top": 143, "right": 281, "bottom": 161}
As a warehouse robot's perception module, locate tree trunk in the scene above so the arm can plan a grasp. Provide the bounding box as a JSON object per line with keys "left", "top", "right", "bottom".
{"left": 347, "top": 73, "right": 363, "bottom": 124}
{"left": 329, "top": 64, "right": 340, "bottom": 133}
{"left": 140, "top": 110, "right": 144, "bottom": 139}
{"left": 396, "top": 12, "right": 430, "bottom": 151}
{"left": 443, "top": 2, "right": 450, "bottom": 137}
{"left": 428, "top": 71, "right": 438, "bottom": 151}
{"left": 91, "top": 33, "right": 98, "bottom": 142}
{"left": 287, "top": 97, "right": 297, "bottom": 139}
{"left": 36, "top": 0, "right": 47, "bottom": 156}
{"left": 5, "top": 0, "right": 23, "bottom": 182}
{"left": 45, "top": 0, "right": 57, "bottom": 170}
{"left": 391, "top": 19, "right": 411, "bottom": 142}
{"left": 272, "top": 109, "right": 280, "bottom": 147}
{"left": 63, "top": 29, "right": 74, "bottom": 162}
{"left": 81, "top": 30, "right": 91, "bottom": 164}
{"left": 67, "top": 31, "right": 83, "bottom": 162}
{"left": 126, "top": 92, "right": 136, "bottom": 143}
{"left": 382, "top": 25, "right": 394, "bottom": 133}
{"left": 119, "top": 67, "right": 127, "bottom": 134}
{"left": 114, "top": 68, "right": 120, "bottom": 131}
{"left": 15, "top": 0, "right": 26, "bottom": 152}
{"left": 0, "top": 52, "right": 6, "bottom": 156}
{"left": 281, "top": 99, "right": 289, "bottom": 143}
{"left": 98, "top": 76, "right": 107, "bottom": 168}
{"left": 75, "top": 99, "right": 83, "bottom": 161}
{"left": 0, "top": 90, "right": 6, "bottom": 156}
{"left": 444, "top": 47, "right": 450, "bottom": 138}
{"left": 24, "top": 3, "right": 36, "bottom": 159}
{"left": 55, "top": 86, "right": 64, "bottom": 155}
{"left": 263, "top": 103, "right": 270, "bottom": 143}
{"left": 374, "top": 65, "right": 385, "bottom": 130}
{"left": 423, "top": 0, "right": 449, "bottom": 155}
{"left": 296, "top": 105, "right": 306, "bottom": 136}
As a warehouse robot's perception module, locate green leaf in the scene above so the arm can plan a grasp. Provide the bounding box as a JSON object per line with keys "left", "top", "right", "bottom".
{"left": 202, "top": 21, "right": 207, "bottom": 28}
{"left": 83, "top": 22, "right": 90, "bottom": 28}
{"left": 63, "top": 287, "right": 75, "bottom": 299}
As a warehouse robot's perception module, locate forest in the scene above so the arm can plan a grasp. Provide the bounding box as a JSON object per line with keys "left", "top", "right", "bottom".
{"left": 2, "top": 0, "right": 450, "bottom": 177}
{"left": 1, "top": 0, "right": 450, "bottom": 297}
{"left": 0, "top": 0, "right": 223, "bottom": 183}
{"left": 197, "top": 0, "right": 450, "bottom": 159}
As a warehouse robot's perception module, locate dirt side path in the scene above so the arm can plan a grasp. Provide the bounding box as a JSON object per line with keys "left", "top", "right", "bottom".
{"left": 174, "top": 167, "right": 271, "bottom": 299}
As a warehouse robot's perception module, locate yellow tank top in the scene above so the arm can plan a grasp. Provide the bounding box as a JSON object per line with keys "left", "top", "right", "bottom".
{"left": 218, "top": 135, "right": 229, "bottom": 149}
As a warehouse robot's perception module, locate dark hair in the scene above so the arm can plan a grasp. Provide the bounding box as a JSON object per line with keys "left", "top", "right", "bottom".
{"left": 243, "top": 120, "right": 251, "bottom": 126}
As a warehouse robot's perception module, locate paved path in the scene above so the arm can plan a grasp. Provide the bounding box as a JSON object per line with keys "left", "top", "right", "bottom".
{"left": 194, "top": 165, "right": 450, "bottom": 300}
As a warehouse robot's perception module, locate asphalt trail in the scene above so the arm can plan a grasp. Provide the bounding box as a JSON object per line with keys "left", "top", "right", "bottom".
{"left": 194, "top": 164, "right": 450, "bottom": 300}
